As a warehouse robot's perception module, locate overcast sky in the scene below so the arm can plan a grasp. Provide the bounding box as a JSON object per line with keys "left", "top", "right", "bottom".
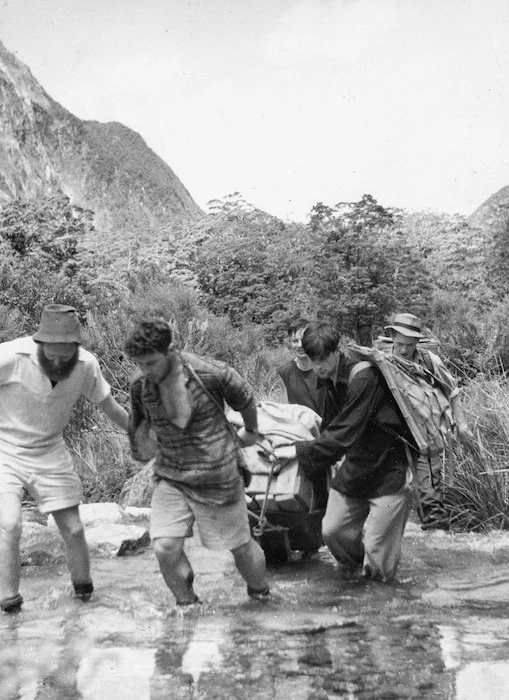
{"left": 1, "top": 0, "right": 508, "bottom": 221}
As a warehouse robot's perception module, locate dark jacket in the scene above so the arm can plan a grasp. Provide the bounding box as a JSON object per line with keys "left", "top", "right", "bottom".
{"left": 296, "top": 357, "right": 415, "bottom": 499}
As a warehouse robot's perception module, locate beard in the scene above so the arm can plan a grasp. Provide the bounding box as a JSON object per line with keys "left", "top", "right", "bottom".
{"left": 37, "top": 345, "right": 80, "bottom": 382}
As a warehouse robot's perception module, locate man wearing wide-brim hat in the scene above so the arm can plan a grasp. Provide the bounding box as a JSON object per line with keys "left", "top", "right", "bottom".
{"left": 0, "top": 304, "right": 128, "bottom": 614}
{"left": 384, "top": 312, "right": 474, "bottom": 531}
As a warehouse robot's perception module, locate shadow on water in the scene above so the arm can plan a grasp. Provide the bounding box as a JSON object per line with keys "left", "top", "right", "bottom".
{"left": 2, "top": 536, "right": 509, "bottom": 700}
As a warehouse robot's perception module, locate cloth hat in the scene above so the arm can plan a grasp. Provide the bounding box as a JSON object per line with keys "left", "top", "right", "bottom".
{"left": 384, "top": 313, "right": 424, "bottom": 339}
{"left": 33, "top": 304, "right": 87, "bottom": 344}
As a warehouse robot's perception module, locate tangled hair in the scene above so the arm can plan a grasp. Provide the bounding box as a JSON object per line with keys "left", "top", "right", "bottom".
{"left": 124, "top": 318, "right": 173, "bottom": 357}
{"left": 287, "top": 315, "right": 312, "bottom": 337}
{"left": 301, "top": 322, "right": 340, "bottom": 360}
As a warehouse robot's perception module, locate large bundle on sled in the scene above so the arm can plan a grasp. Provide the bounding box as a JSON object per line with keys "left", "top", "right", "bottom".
{"left": 228, "top": 402, "right": 324, "bottom": 560}
{"left": 228, "top": 401, "right": 321, "bottom": 514}
{"left": 347, "top": 344, "right": 453, "bottom": 456}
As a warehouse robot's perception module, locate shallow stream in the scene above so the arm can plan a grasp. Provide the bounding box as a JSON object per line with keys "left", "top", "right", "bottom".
{"left": 2, "top": 523, "right": 509, "bottom": 699}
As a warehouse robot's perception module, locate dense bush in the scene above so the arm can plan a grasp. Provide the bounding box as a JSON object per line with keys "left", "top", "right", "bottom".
{"left": 2, "top": 191, "right": 509, "bottom": 522}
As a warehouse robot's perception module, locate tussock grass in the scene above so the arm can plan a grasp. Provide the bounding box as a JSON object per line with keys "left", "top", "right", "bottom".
{"left": 445, "top": 376, "right": 509, "bottom": 531}
{"left": 69, "top": 428, "right": 140, "bottom": 503}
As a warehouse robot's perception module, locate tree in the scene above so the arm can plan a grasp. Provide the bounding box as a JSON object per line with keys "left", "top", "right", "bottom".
{"left": 194, "top": 194, "right": 314, "bottom": 342}
{"left": 308, "top": 195, "right": 432, "bottom": 343}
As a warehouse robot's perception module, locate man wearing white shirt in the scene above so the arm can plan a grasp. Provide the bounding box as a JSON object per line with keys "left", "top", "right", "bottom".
{"left": 0, "top": 305, "right": 128, "bottom": 613}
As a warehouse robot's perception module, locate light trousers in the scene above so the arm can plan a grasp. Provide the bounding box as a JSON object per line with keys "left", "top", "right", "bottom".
{"left": 322, "top": 478, "right": 413, "bottom": 581}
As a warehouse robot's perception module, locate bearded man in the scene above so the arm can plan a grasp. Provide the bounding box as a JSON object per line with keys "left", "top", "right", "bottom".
{"left": 0, "top": 305, "right": 128, "bottom": 613}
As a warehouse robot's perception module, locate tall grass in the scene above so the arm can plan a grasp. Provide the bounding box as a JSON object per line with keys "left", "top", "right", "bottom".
{"left": 445, "top": 376, "right": 509, "bottom": 531}
{"left": 69, "top": 427, "right": 140, "bottom": 503}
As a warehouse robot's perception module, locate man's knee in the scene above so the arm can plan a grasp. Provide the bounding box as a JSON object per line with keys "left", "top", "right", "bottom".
{"left": 231, "top": 539, "right": 250, "bottom": 555}
{"left": 231, "top": 538, "right": 263, "bottom": 562}
{"left": 152, "top": 536, "right": 185, "bottom": 560}
{"left": 0, "top": 495, "right": 22, "bottom": 539}
{"left": 0, "top": 513, "right": 22, "bottom": 541}
{"left": 55, "top": 518, "right": 86, "bottom": 541}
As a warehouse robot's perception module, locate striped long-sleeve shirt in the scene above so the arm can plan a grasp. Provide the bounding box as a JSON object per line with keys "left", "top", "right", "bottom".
{"left": 128, "top": 351, "right": 256, "bottom": 505}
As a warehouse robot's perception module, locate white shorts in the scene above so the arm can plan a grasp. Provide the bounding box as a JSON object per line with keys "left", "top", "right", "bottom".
{"left": 0, "top": 440, "right": 82, "bottom": 513}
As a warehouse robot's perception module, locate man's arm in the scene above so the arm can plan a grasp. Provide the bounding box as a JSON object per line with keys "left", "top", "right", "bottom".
{"left": 450, "top": 394, "right": 475, "bottom": 447}
{"left": 97, "top": 393, "right": 129, "bottom": 431}
{"left": 237, "top": 398, "right": 259, "bottom": 447}
{"left": 281, "top": 367, "right": 383, "bottom": 473}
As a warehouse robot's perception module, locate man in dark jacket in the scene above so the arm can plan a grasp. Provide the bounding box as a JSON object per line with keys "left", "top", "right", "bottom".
{"left": 274, "top": 322, "right": 416, "bottom": 582}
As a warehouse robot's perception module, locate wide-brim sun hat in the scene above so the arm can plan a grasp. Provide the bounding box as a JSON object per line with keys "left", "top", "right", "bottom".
{"left": 384, "top": 313, "right": 424, "bottom": 339}
{"left": 33, "top": 304, "right": 87, "bottom": 344}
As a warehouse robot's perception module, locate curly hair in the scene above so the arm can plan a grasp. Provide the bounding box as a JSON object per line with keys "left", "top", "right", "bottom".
{"left": 124, "top": 318, "right": 173, "bottom": 357}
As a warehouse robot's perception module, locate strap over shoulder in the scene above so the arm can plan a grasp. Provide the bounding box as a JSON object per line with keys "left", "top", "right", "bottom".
{"left": 348, "top": 360, "right": 373, "bottom": 383}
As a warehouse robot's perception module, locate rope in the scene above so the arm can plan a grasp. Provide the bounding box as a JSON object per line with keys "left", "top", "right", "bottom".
{"left": 251, "top": 440, "right": 289, "bottom": 538}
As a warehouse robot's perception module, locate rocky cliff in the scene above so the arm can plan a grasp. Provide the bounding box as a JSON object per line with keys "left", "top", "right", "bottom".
{"left": 0, "top": 40, "right": 203, "bottom": 241}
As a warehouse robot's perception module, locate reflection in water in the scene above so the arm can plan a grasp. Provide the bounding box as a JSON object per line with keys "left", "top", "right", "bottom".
{"left": 456, "top": 661, "right": 509, "bottom": 700}
{"left": 3, "top": 584, "right": 509, "bottom": 699}
{"left": 77, "top": 647, "right": 155, "bottom": 700}
{"left": 439, "top": 619, "right": 509, "bottom": 700}
{"left": 180, "top": 619, "right": 225, "bottom": 684}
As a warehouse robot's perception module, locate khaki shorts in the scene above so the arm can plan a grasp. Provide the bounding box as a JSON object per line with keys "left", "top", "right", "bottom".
{"left": 0, "top": 442, "right": 83, "bottom": 513}
{"left": 150, "top": 479, "right": 252, "bottom": 551}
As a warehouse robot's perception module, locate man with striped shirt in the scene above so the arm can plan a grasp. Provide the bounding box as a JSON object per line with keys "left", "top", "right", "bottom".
{"left": 125, "top": 318, "right": 269, "bottom": 606}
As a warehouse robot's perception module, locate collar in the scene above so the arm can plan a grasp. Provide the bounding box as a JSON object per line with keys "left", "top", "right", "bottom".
{"left": 316, "top": 352, "right": 356, "bottom": 388}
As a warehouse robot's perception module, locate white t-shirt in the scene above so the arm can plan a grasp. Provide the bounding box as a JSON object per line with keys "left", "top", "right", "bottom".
{"left": 0, "top": 337, "right": 110, "bottom": 452}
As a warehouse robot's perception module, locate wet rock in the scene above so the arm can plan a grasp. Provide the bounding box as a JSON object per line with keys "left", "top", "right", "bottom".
{"left": 85, "top": 524, "right": 150, "bottom": 558}
{"left": 20, "top": 521, "right": 65, "bottom": 566}
{"left": 46, "top": 502, "right": 125, "bottom": 529}
{"left": 21, "top": 503, "right": 150, "bottom": 564}
{"left": 118, "top": 462, "right": 154, "bottom": 508}
{"left": 79, "top": 502, "right": 125, "bottom": 525}
{"left": 123, "top": 506, "right": 151, "bottom": 523}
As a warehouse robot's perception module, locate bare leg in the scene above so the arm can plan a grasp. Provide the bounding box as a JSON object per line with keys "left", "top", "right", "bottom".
{"left": 0, "top": 493, "right": 23, "bottom": 601}
{"left": 231, "top": 538, "right": 268, "bottom": 592}
{"left": 152, "top": 536, "right": 198, "bottom": 604}
{"left": 51, "top": 506, "right": 91, "bottom": 587}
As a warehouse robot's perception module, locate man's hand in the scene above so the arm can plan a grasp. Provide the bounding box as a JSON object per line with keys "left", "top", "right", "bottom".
{"left": 456, "top": 422, "right": 475, "bottom": 450}
{"left": 273, "top": 444, "right": 297, "bottom": 464}
{"left": 237, "top": 427, "right": 259, "bottom": 447}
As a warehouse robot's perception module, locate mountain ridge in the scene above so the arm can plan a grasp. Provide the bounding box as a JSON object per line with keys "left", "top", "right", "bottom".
{"left": 0, "top": 40, "right": 203, "bottom": 241}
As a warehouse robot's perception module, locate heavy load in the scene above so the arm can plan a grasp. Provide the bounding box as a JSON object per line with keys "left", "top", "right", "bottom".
{"left": 347, "top": 344, "right": 454, "bottom": 456}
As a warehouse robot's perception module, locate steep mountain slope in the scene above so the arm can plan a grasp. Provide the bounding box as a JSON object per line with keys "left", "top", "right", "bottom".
{"left": 0, "top": 40, "right": 202, "bottom": 242}
{"left": 469, "top": 185, "right": 509, "bottom": 234}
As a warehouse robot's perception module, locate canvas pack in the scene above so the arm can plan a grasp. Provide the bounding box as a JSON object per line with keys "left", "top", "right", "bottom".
{"left": 347, "top": 343, "right": 454, "bottom": 456}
